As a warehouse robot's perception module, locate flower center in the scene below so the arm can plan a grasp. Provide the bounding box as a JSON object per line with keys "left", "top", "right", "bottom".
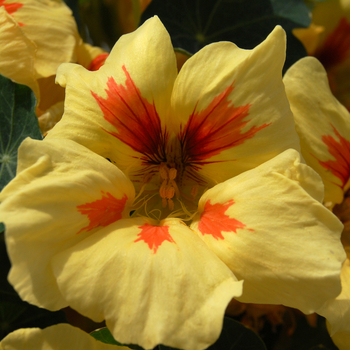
{"left": 131, "top": 138, "right": 208, "bottom": 221}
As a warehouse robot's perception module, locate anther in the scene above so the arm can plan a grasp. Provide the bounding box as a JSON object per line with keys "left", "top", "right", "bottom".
{"left": 168, "top": 168, "right": 177, "bottom": 180}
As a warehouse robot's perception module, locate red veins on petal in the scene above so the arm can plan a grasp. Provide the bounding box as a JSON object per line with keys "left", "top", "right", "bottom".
{"left": 315, "top": 18, "right": 350, "bottom": 70}
{"left": 198, "top": 199, "right": 246, "bottom": 240}
{"left": 0, "top": 0, "right": 22, "bottom": 15}
{"left": 134, "top": 223, "right": 175, "bottom": 254}
{"left": 88, "top": 53, "right": 109, "bottom": 71}
{"left": 318, "top": 125, "right": 350, "bottom": 188}
{"left": 179, "top": 84, "right": 270, "bottom": 166}
{"left": 91, "top": 65, "right": 167, "bottom": 164}
{"left": 77, "top": 192, "right": 128, "bottom": 234}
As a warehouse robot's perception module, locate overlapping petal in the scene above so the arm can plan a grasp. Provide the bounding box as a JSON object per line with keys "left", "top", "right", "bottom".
{"left": 190, "top": 149, "right": 345, "bottom": 314}
{"left": 48, "top": 16, "right": 177, "bottom": 176}
{"left": 0, "top": 138, "right": 134, "bottom": 309}
{"left": 0, "top": 323, "right": 128, "bottom": 350}
{"left": 171, "top": 26, "right": 300, "bottom": 183}
{"left": 7, "top": 0, "right": 80, "bottom": 79}
{"left": 283, "top": 57, "right": 350, "bottom": 204}
{"left": 317, "top": 248, "right": 350, "bottom": 349}
{"left": 0, "top": 6, "right": 39, "bottom": 97}
{"left": 51, "top": 217, "right": 242, "bottom": 350}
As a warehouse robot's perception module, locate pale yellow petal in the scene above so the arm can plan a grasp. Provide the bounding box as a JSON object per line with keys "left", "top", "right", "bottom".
{"left": 51, "top": 217, "right": 242, "bottom": 350}
{"left": 0, "top": 138, "right": 135, "bottom": 310}
{"left": 293, "top": 23, "right": 325, "bottom": 55}
{"left": 37, "top": 101, "right": 64, "bottom": 135}
{"left": 0, "top": 6, "right": 39, "bottom": 97}
{"left": 47, "top": 16, "right": 177, "bottom": 179}
{"left": 191, "top": 149, "right": 345, "bottom": 314}
{"left": 171, "top": 26, "right": 300, "bottom": 184}
{"left": 76, "top": 43, "right": 109, "bottom": 70}
{"left": 284, "top": 57, "right": 350, "bottom": 204}
{"left": 10, "top": 0, "right": 80, "bottom": 78}
{"left": 317, "top": 248, "right": 350, "bottom": 348}
{"left": 0, "top": 324, "right": 129, "bottom": 350}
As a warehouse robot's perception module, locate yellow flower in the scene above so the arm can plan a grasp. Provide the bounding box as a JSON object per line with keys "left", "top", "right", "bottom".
{"left": 0, "top": 324, "right": 131, "bottom": 350}
{"left": 0, "top": 0, "right": 109, "bottom": 134}
{"left": 284, "top": 56, "right": 350, "bottom": 350}
{"left": 0, "top": 17, "right": 345, "bottom": 350}
{"left": 294, "top": 0, "right": 350, "bottom": 111}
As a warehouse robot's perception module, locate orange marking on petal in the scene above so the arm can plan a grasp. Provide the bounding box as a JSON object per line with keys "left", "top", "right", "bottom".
{"left": 318, "top": 124, "right": 350, "bottom": 188}
{"left": 0, "top": 0, "right": 22, "bottom": 15}
{"left": 88, "top": 53, "right": 109, "bottom": 71}
{"left": 179, "top": 84, "right": 270, "bottom": 166}
{"left": 91, "top": 65, "right": 167, "bottom": 165}
{"left": 315, "top": 17, "right": 350, "bottom": 69}
{"left": 134, "top": 223, "right": 175, "bottom": 254}
{"left": 198, "top": 199, "right": 247, "bottom": 240}
{"left": 77, "top": 192, "right": 128, "bottom": 234}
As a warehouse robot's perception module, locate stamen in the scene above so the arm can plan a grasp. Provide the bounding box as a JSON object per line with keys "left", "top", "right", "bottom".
{"left": 168, "top": 168, "right": 177, "bottom": 180}
{"left": 168, "top": 199, "right": 174, "bottom": 211}
{"left": 191, "top": 185, "right": 198, "bottom": 198}
{"left": 166, "top": 185, "right": 175, "bottom": 199}
{"left": 159, "top": 163, "right": 169, "bottom": 180}
{"left": 160, "top": 180, "right": 168, "bottom": 199}
{"left": 170, "top": 179, "right": 180, "bottom": 198}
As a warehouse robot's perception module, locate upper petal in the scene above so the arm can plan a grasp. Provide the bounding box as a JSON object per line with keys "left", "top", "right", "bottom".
{"left": 171, "top": 26, "right": 300, "bottom": 183}
{"left": 283, "top": 56, "right": 350, "bottom": 204}
{"left": 0, "top": 6, "right": 39, "bottom": 97}
{"left": 8, "top": 0, "right": 80, "bottom": 78}
{"left": 47, "top": 16, "right": 177, "bottom": 178}
{"left": 0, "top": 138, "right": 135, "bottom": 309}
{"left": 191, "top": 149, "right": 345, "bottom": 314}
{"left": 0, "top": 323, "right": 129, "bottom": 350}
{"left": 51, "top": 217, "right": 242, "bottom": 350}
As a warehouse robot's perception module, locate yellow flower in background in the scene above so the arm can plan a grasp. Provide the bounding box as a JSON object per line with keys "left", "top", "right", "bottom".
{"left": 294, "top": 0, "right": 350, "bottom": 111}
{"left": 0, "top": 0, "right": 109, "bottom": 134}
{"left": 283, "top": 56, "right": 350, "bottom": 350}
{"left": 0, "top": 17, "right": 345, "bottom": 350}
{"left": 0, "top": 323, "right": 131, "bottom": 350}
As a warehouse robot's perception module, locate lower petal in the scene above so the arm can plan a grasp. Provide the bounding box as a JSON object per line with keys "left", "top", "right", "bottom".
{"left": 191, "top": 149, "right": 345, "bottom": 314}
{"left": 0, "top": 323, "right": 129, "bottom": 350}
{"left": 317, "top": 247, "right": 350, "bottom": 346}
{"left": 0, "top": 138, "right": 134, "bottom": 310}
{"left": 51, "top": 217, "right": 242, "bottom": 350}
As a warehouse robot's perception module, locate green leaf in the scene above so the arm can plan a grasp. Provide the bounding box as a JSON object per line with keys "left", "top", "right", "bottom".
{"left": 159, "top": 317, "right": 266, "bottom": 350}
{"left": 90, "top": 327, "right": 144, "bottom": 349}
{"left": 0, "top": 73, "right": 42, "bottom": 191}
{"left": 140, "top": 0, "right": 310, "bottom": 71}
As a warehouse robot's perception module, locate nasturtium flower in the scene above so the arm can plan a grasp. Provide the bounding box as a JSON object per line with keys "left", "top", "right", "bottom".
{"left": 283, "top": 57, "right": 350, "bottom": 206}
{"left": 0, "top": 0, "right": 109, "bottom": 134}
{"left": 0, "top": 323, "right": 130, "bottom": 350}
{"left": 283, "top": 56, "right": 350, "bottom": 350}
{"left": 294, "top": 0, "right": 350, "bottom": 111}
{"left": 0, "top": 17, "right": 345, "bottom": 350}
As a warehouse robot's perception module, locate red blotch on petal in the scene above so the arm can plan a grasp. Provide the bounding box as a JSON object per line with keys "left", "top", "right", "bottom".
{"left": 0, "top": 0, "right": 22, "bottom": 15}
{"left": 88, "top": 53, "right": 109, "bottom": 71}
{"left": 198, "top": 199, "right": 247, "bottom": 240}
{"left": 92, "top": 65, "right": 167, "bottom": 164}
{"left": 315, "top": 18, "right": 350, "bottom": 70}
{"left": 179, "top": 84, "right": 270, "bottom": 167}
{"left": 134, "top": 223, "right": 175, "bottom": 254}
{"left": 318, "top": 124, "right": 350, "bottom": 188}
{"left": 77, "top": 192, "right": 128, "bottom": 234}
